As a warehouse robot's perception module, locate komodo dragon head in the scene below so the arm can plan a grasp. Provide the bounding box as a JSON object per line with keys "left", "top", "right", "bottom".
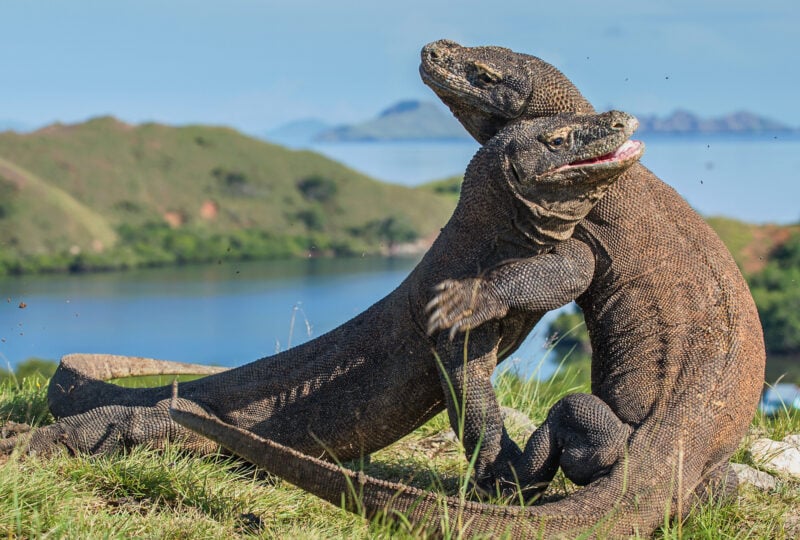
{"left": 466, "top": 110, "right": 643, "bottom": 244}
{"left": 420, "top": 39, "right": 595, "bottom": 144}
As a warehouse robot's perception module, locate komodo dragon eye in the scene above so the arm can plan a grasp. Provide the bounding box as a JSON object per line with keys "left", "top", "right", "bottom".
{"left": 472, "top": 62, "right": 501, "bottom": 85}
{"left": 478, "top": 72, "right": 498, "bottom": 84}
{"left": 539, "top": 127, "right": 573, "bottom": 151}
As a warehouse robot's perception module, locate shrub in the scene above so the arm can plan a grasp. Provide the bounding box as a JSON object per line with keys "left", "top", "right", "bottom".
{"left": 350, "top": 216, "right": 418, "bottom": 247}
{"left": 296, "top": 175, "right": 338, "bottom": 203}
{"left": 547, "top": 307, "right": 592, "bottom": 363}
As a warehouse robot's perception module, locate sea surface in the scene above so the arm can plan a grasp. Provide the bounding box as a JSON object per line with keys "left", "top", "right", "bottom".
{"left": 2, "top": 134, "right": 797, "bottom": 377}
{"left": 1, "top": 256, "right": 563, "bottom": 378}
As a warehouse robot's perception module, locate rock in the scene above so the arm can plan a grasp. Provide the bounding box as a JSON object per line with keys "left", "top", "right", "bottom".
{"left": 500, "top": 406, "right": 537, "bottom": 437}
{"left": 748, "top": 437, "right": 800, "bottom": 477}
{"left": 783, "top": 433, "right": 800, "bottom": 449}
{"left": 729, "top": 463, "right": 777, "bottom": 491}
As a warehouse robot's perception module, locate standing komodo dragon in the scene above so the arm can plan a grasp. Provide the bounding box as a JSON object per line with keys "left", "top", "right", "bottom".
{"left": 2, "top": 112, "right": 642, "bottom": 475}
{"left": 169, "top": 41, "right": 766, "bottom": 539}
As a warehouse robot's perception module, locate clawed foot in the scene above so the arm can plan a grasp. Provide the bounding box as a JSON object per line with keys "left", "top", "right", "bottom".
{"left": 0, "top": 421, "right": 32, "bottom": 456}
{"left": 1, "top": 421, "right": 32, "bottom": 439}
{"left": 426, "top": 277, "right": 507, "bottom": 339}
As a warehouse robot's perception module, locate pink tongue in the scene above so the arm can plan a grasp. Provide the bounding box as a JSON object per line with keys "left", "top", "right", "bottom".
{"left": 571, "top": 140, "right": 641, "bottom": 166}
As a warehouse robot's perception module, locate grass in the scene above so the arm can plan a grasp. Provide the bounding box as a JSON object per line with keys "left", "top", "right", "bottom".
{"left": 1, "top": 364, "right": 798, "bottom": 539}
{"left": 0, "top": 156, "right": 118, "bottom": 254}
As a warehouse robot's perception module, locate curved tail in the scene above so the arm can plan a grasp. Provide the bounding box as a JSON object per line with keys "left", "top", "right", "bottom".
{"left": 48, "top": 353, "right": 228, "bottom": 418}
{"left": 170, "top": 397, "right": 690, "bottom": 539}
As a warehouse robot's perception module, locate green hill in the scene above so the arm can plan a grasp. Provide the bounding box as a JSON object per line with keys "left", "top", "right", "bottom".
{"left": 705, "top": 216, "right": 800, "bottom": 275}
{"left": 0, "top": 117, "right": 456, "bottom": 274}
{"left": 2, "top": 118, "right": 795, "bottom": 278}
{"left": 0, "top": 157, "right": 118, "bottom": 256}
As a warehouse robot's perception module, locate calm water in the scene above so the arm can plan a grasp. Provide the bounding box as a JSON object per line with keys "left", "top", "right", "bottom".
{"left": 2, "top": 134, "right": 796, "bottom": 376}
{"left": 0, "top": 257, "right": 562, "bottom": 378}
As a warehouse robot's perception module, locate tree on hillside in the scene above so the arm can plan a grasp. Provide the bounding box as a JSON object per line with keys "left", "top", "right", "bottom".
{"left": 749, "top": 231, "right": 800, "bottom": 354}
{"left": 547, "top": 306, "right": 592, "bottom": 363}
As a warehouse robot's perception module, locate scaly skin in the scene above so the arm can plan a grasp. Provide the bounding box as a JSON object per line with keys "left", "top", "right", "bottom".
{"left": 169, "top": 42, "right": 765, "bottom": 539}
{"left": 2, "top": 113, "right": 641, "bottom": 480}
{"left": 418, "top": 41, "right": 763, "bottom": 509}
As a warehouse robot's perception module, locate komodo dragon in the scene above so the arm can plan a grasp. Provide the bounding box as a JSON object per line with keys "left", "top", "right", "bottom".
{"left": 419, "top": 38, "right": 764, "bottom": 497}
{"left": 1, "top": 112, "right": 642, "bottom": 469}
{"left": 169, "top": 41, "right": 766, "bottom": 538}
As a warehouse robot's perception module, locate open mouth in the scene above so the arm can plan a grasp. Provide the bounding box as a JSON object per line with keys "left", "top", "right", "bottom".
{"left": 567, "top": 140, "right": 644, "bottom": 168}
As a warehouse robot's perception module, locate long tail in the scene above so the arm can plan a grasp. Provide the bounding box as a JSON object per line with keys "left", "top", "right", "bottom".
{"left": 48, "top": 353, "right": 228, "bottom": 418}
{"left": 170, "top": 397, "right": 687, "bottom": 539}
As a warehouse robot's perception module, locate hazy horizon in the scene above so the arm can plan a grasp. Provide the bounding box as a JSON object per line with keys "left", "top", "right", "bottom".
{"left": 2, "top": 1, "right": 798, "bottom": 134}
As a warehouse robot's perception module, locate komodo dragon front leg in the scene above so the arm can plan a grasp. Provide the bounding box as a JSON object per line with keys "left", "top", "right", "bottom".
{"left": 428, "top": 238, "right": 632, "bottom": 495}
{"left": 434, "top": 321, "right": 520, "bottom": 489}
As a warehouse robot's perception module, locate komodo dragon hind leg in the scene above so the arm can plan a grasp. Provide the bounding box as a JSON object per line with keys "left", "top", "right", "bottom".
{"left": 1, "top": 397, "right": 220, "bottom": 457}
{"left": 427, "top": 259, "right": 632, "bottom": 497}
{"left": 690, "top": 460, "right": 739, "bottom": 512}
{"left": 510, "top": 393, "right": 633, "bottom": 493}
{"left": 433, "top": 327, "right": 632, "bottom": 500}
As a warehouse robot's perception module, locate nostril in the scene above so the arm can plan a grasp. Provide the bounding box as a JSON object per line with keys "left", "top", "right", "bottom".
{"left": 612, "top": 122, "right": 625, "bottom": 130}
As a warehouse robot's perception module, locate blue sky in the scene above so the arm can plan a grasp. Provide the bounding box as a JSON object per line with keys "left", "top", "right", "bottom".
{"left": 2, "top": 0, "right": 798, "bottom": 134}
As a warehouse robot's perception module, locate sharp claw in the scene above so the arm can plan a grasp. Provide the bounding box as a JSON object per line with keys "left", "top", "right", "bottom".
{"left": 449, "top": 322, "right": 463, "bottom": 341}
{"left": 428, "top": 309, "right": 449, "bottom": 334}
{"left": 427, "top": 317, "right": 439, "bottom": 335}
{"left": 425, "top": 297, "right": 440, "bottom": 313}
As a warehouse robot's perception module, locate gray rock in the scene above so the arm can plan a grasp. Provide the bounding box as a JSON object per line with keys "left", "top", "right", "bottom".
{"left": 748, "top": 437, "right": 800, "bottom": 477}
{"left": 730, "top": 463, "right": 777, "bottom": 491}
{"left": 783, "top": 433, "right": 800, "bottom": 449}
{"left": 500, "top": 406, "right": 537, "bottom": 437}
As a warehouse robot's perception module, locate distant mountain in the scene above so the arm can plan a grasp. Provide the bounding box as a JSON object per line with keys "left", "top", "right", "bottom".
{"left": 269, "top": 101, "right": 797, "bottom": 143}
{"left": 313, "top": 100, "right": 469, "bottom": 142}
{"left": 265, "top": 118, "right": 332, "bottom": 147}
{"left": 636, "top": 109, "right": 794, "bottom": 134}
